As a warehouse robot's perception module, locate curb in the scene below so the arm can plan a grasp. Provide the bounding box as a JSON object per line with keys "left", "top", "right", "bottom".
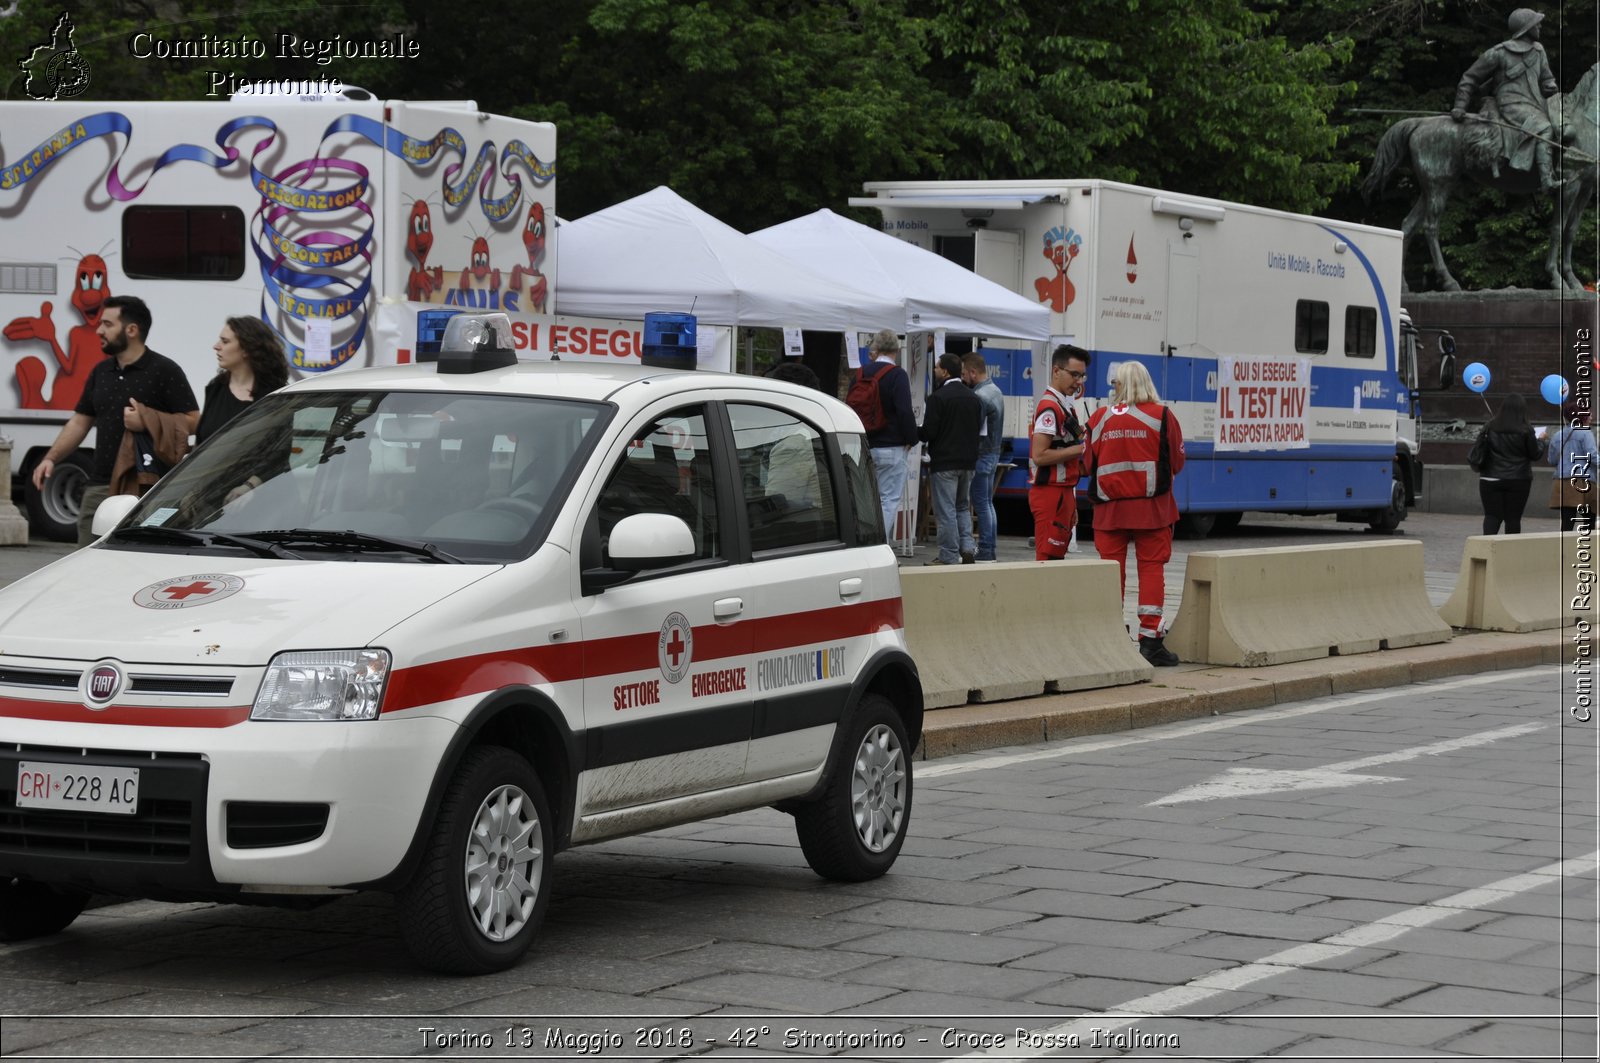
{"left": 918, "top": 628, "right": 1569, "bottom": 760}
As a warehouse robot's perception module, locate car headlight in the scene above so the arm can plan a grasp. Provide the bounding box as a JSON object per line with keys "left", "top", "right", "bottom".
{"left": 252, "top": 649, "right": 391, "bottom": 721}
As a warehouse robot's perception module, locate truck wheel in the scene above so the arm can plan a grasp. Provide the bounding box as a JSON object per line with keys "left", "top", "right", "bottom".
{"left": 1175, "top": 513, "right": 1216, "bottom": 539}
{"left": 397, "top": 746, "right": 552, "bottom": 974}
{"left": 0, "top": 879, "right": 89, "bottom": 942}
{"left": 794, "top": 694, "right": 912, "bottom": 882}
{"left": 1368, "top": 479, "right": 1407, "bottom": 534}
{"left": 1212, "top": 511, "right": 1243, "bottom": 534}
{"left": 24, "top": 451, "right": 92, "bottom": 542}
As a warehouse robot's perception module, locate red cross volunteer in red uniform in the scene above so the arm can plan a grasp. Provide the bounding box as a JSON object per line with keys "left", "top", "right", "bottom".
{"left": 1029, "top": 345, "right": 1090, "bottom": 561}
{"left": 1084, "top": 360, "right": 1185, "bottom": 666}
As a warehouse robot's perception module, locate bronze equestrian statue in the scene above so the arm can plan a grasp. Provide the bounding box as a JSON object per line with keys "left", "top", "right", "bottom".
{"left": 1362, "top": 8, "right": 1597, "bottom": 292}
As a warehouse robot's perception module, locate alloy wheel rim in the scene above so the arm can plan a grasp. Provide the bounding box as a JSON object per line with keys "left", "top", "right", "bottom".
{"left": 850, "top": 723, "right": 906, "bottom": 852}
{"left": 464, "top": 784, "right": 543, "bottom": 942}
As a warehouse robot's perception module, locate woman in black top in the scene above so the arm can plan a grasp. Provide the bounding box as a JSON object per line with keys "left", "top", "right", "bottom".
{"left": 196, "top": 316, "right": 290, "bottom": 444}
{"left": 1474, "top": 392, "right": 1548, "bottom": 535}
{"left": 198, "top": 317, "right": 291, "bottom": 504}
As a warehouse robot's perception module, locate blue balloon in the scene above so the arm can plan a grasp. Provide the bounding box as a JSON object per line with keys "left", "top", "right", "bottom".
{"left": 1541, "top": 373, "right": 1569, "bottom": 406}
{"left": 1463, "top": 362, "right": 1491, "bottom": 394}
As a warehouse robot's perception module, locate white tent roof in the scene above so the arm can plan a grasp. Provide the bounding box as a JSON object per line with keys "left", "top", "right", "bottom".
{"left": 750, "top": 208, "right": 1051, "bottom": 341}
{"left": 554, "top": 187, "right": 903, "bottom": 331}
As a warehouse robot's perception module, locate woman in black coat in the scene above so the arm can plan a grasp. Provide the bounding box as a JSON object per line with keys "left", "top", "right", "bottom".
{"left": 1474, "top": 392, "right": 1548, "bottom": 534}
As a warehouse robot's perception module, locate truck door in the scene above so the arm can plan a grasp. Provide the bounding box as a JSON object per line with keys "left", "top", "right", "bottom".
{"left": 973, "top": 230, "right": 1022, "bottom": 294}
{"left": 1166, "top": 240, "right": 1199, "bottom": 354}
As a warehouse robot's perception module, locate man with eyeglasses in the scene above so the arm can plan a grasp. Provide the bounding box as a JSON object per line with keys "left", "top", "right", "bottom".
{"left": 1028, "top": 344, "right": 1090, "bottom": 561}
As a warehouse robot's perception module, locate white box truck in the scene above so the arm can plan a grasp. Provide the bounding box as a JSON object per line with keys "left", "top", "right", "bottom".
{"left": 0, "top": 95, "right": 560, "bottom": 538}
{"left": 850, "top": 180, "right": 1423, "bottom": 534}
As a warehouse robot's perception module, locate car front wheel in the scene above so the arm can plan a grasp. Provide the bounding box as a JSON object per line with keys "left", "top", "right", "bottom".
{"left": 397, "top": 746, "right": 552, "bottom": 974}
{"left": 794, "top": 694, "right": 912, "bottom": 882}
{"left": 0, "top": 878, "right": 89, "bottom": 942}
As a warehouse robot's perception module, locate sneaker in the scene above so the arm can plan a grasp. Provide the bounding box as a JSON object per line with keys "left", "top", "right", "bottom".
{"left": 1139, "top": 636, "right": 1180, "bottom": 667}
{"left": 925, "top": 558, "right": 952, "bottom": 566}
{"left": 974, "top": 555, "right": 998, "bottom": 564}
{"left": 961, "top": 552, "right": 975, "bottom": 565}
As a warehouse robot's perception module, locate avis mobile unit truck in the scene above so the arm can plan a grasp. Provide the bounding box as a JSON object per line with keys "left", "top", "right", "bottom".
{"left": 0, "top": 96, "right": 578, "bottom": 539}
{"left": 851, "top": 180, "right": 1423, "bottom": 534}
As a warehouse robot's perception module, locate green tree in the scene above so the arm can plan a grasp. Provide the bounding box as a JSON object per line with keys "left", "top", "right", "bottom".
{"left": 495, "top": 0, "right": 950, "bottom": 230}
{"left": 925, "top": 0, "right": 1356, "bottom": 214}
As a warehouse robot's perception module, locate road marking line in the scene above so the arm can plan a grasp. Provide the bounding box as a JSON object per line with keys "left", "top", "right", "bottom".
{"left": 951, "top": 849, "right": 1599, "bottom": 1061}
{"left": 921, "top": 666, "right": 1556, "bottom": 781}
{"left": 1149, "top": 722, "right": 1549, "bottom": 805}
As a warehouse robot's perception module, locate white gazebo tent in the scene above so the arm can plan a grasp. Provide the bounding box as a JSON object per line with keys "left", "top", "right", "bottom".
{"left": 554, "top": 187, "right": 904, "bottom": 332}
{"left": 749, "top": 207, "right": 1051, "bottom": 342}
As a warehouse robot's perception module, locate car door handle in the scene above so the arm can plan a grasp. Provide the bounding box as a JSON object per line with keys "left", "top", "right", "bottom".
{"left": 713, "top": 597, "right": 743, "bottom": 621}
{"left": 839, "top": 578, "right": 863, "bottom": 600}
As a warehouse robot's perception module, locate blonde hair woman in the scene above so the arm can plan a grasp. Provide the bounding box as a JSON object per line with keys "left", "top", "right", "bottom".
{"left": 1083, "top": 360, "right": 1186, "bottom": 665}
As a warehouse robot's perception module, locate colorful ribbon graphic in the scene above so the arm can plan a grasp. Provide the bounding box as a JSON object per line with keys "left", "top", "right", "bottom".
{"left": 1, "top": 110, "right": 558, "bottom": 373}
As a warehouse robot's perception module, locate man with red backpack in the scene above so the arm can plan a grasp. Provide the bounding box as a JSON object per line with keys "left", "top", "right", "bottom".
{"left": 1084, "top": 359, "right": 1186, "bottom": 667}
{"left": 849, "top": 328, "right": 919, "bottom": 538}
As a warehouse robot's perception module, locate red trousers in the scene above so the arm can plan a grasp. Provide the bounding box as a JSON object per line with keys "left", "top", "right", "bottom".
{"left": 1094, "top": 525, "right": 1172, "bottom": 637}
{"left": 1030, "top": 486, "right": 1076, "bottom": 560}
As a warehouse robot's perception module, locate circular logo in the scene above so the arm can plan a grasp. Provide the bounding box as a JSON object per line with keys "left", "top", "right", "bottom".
{"left": 133, "top": 573, "right": 246, "bottom": 610}
{"left": 1468, "top": 371, "right": 1488, "bottom": 391}
{"left": 47, "top": 52, "right": 91, "bottom": 100}
{"left": 82, "top": 660, "right": 124, "bottom": 708}
{"left": 657, "top": 611, "right": 693, "bottom": 684}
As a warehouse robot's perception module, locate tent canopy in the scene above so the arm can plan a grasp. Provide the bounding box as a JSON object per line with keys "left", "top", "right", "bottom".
{"left": 750, "top": 208, "right": 1051, "bottom": 342}
{"left": 554, "top": 187, "right": 903, "bottom": 332}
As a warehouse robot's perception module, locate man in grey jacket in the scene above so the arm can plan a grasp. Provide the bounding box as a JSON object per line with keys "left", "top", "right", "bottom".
{"left": 962, "top": 352, "right": 1006, "bottom": 562}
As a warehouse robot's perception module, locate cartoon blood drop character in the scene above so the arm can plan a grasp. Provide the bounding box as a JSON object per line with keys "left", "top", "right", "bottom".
{"left": 3, "top": 252, "right": 110, "bottom": 409}
{"left": 404, "top": 201, "right": 444, "bottom": 302}
{"left": 459, "top": 236, "right": 501, "bottom": 293}
{"left": 509, "top": 202, "right": 548, "bottom": 313}
{"left": 1033, "top": 228, "right": 1081, "bottom": 313}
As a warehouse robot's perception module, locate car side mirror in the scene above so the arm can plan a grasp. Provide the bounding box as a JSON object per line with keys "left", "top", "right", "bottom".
{"left": 1437, "top": 333, "right": 1457, "bottom": 390}
{"left": 91, "top": 494, "right": 141, "bottom": 539}
{"left": 580, "top": 512, "right": 696, "bottom": 594}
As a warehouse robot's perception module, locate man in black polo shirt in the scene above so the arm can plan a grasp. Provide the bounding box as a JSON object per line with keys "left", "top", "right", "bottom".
{"left": 32, "top": 295, "right": 199, "bottom": 545}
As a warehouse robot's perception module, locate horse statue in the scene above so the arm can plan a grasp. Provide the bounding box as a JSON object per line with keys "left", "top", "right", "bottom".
{"left": 1362, "top": 61, "right": 1598, "bottom": 292}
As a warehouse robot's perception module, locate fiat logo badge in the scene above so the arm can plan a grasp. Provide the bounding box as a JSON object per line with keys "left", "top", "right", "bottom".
{"left": 83, "top": 661, "right": 125, "bottom": 708}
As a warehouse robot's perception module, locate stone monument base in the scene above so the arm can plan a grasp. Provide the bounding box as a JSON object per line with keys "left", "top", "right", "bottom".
{"left": 1405, "top": 289, "right": 1597, "bottom": 465}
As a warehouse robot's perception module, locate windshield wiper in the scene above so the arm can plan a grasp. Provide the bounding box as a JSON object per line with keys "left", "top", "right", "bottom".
{"left": 109, "top": 524, "right": 303, "bottom": 560}
{"left": 250, "top": 528, "right": 464, "bottom": 564}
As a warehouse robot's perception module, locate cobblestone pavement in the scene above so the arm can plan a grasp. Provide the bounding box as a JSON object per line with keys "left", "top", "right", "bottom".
{"left": 1, "top": 669, "right": 1593, "bottom": 1061}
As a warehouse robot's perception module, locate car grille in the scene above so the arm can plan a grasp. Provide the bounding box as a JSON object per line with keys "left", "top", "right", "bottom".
{"left": 0, "top": 666, "right": 238, "bottom": 698}
{"left": 0, "top": 746, "right": 206, "bottom": 862}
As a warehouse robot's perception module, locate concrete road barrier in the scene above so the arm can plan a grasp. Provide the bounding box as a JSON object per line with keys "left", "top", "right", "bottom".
{"left": 1165, "top": 540, "right": 1452, "bottom": 667}
{"left": 900, "top": 560, "right": 1151, "bottom": 709}
{"left": 1438, "top": 531, "right": 1597, "bottom": 632}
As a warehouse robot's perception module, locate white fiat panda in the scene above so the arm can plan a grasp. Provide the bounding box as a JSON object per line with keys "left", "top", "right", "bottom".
{"left": 0, "top": 321, "right": 922, "bottom": 973}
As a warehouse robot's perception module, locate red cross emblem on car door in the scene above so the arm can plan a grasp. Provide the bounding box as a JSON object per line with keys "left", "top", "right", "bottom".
{"left": 657, "top": 611, "right": 693, "bottom": 684}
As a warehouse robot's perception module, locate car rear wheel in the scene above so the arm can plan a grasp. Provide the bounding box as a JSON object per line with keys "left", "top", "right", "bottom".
{"left": 0, "top": 879, "right": 89, "bottom": 942}
{"left": 794, "top": 694, "right": 911, "bottom": 881}
{"left": 397, "top": 746, "right": 551, "bottom": 974}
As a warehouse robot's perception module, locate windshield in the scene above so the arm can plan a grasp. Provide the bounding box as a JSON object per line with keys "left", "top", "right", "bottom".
{"left": 116, "top": 389, "right": 608, "bottom": 563}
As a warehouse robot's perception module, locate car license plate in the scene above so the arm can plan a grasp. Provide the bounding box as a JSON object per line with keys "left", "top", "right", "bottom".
{"left": 15, "top": 761, "right": 139, "bottom": 815}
